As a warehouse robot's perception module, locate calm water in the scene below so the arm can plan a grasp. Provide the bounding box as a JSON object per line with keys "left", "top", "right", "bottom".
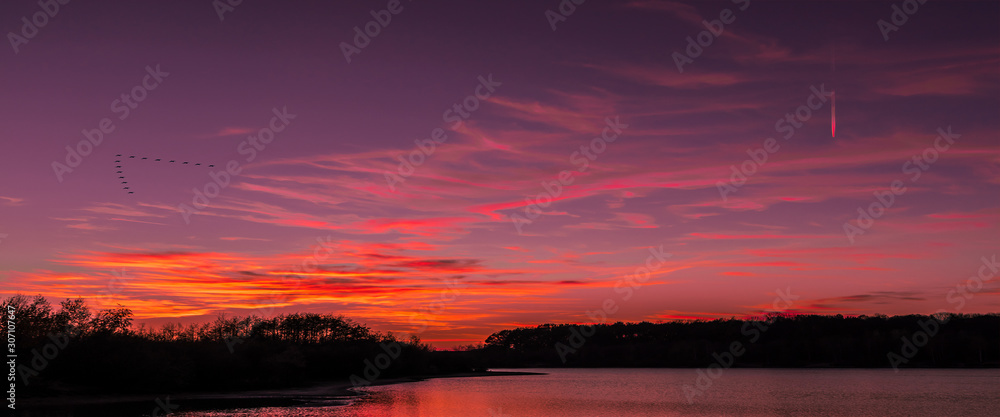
{"left": 179, "top": 369, "right": 999, "bottom": 417}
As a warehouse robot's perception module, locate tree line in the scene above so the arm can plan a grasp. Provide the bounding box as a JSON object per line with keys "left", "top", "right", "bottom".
{"left": 4, "top": 294, "right": 997, "bottom": 398}
{"left": 478, "top": 313, "right": 999, "bottom": 368}
{"left": 3, "top": 295, "right": 461, "bottom": 396}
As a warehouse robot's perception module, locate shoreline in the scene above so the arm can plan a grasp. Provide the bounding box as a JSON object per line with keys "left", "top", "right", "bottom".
{"left": 22, "top": 367, "right": 991, "bottom": 414}
{"left": 18, "top": 370, "right": 545, "bottom": 414}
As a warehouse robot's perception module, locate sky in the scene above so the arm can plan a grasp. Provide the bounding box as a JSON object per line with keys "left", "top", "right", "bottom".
{"left": 0, "top": 0, "right": 998, "bottom": 347}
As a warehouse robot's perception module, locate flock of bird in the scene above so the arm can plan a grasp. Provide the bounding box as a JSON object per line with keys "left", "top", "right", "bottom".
{"left": 115, "top": 154, "right": 216, "bottom": 194}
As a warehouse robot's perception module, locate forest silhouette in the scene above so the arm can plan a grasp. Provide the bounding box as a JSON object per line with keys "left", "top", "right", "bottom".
{"left": 5, "top": 294, "right": 997, "bottom": 397}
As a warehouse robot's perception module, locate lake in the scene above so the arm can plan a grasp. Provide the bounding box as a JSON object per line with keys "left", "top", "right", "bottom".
{"left": 176, "top": 368, "right": 999, "bottom": 417}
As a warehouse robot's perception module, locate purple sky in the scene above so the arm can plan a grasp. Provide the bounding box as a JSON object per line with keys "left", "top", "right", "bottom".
{"left": 1, "top": 0, "right": 998, "bottom": 347}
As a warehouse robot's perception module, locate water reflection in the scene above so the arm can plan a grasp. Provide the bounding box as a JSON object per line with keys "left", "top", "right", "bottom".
{"left": 174, "top": 369, "right": 999, "bottom": 417}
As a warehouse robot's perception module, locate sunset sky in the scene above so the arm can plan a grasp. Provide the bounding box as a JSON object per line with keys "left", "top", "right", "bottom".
{"left": 1, "top": 0, "right": 998, "bottom": 347}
